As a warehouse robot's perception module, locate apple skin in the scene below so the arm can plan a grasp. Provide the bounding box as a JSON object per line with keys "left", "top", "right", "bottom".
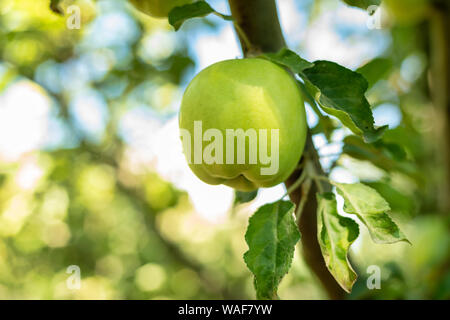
{"left": 179, "top": 59, "right": 307, "bottom": 191}
{"left": 129, "top": 0, "right": 193, "bottom": 18}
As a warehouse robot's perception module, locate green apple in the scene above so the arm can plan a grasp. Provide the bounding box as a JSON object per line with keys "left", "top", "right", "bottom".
{"left": 129, "top": 0, "right": 193, "bottom": 18}
{"left": 179, "top": 58, "right": 307, "bottom": 191}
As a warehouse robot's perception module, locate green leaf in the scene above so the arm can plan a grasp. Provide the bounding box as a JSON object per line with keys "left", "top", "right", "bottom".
{"left": 374, "top": 140, "right": 407, "bottom": 162}
{"left": 262, "top": 48, "right": 314, "bottom": 74}
{"left": 244, "top": 201, "right": 300, "bottom": 300}
{"left": 259, "top": 49, "right": 385, "bottom": 143}
{"left": 343, "top": 135, "right": 406, "bottom": 163}
{"left": 342, "top": 135, "right": 410, "bottom": 174}
{"left": 341, "top": 0, "right": 381, "bottom": 11}
{"left": 317, "top": 193, "right": 359, "bottom": 292}
{"left": 357, "top": 58, "right": 393, "bottom": 90}
{"left": 168, "top": 1, "right": 232, "bottom": 31}
{"left": 382, "top": 126, "right": 424, "bottom": 159}
{"left": 301, "top": 61, "right": 387, "bottom": 142}
{"left": 234, "top": 190, "right": 258, "bottom": 205}
{"left": 332, "top": 182, "right": 410, "bottom": 244}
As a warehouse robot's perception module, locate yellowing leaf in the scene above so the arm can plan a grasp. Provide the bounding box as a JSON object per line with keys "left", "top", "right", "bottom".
{"left": 317, "top": 193, "right": 359, "bottom": 292}
{"left": 332, "top": 182, "right": 410, "bottom": 244}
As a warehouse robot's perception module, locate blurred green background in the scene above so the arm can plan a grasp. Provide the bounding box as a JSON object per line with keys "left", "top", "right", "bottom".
{"left": 0, "top": 0, "right": 448, "bottom": 299}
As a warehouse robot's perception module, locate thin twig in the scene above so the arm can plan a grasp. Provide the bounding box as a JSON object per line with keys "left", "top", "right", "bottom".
{"left": 284, "top": 167, "right": 308, "bottom": 196}
{"left": 295, "top": 178, "right": 312, "bottom": 223}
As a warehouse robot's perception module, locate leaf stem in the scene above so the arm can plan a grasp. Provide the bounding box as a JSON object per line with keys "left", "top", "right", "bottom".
{"left": 312, "top": 174, "right": 331, "bottom": 194}
{"left": 284, "top": 166, "right": 308, "bottom": 196}
{"left": 295, "top": 178, "right": 312, "bottom": 222}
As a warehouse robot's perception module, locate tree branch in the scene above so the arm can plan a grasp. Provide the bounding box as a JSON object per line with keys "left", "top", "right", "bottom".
{"left": 228, "top": 0, "right": 346, "bottom": 299}
{"left": 228, "top": 0, "right": 286, "bottom": 55}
